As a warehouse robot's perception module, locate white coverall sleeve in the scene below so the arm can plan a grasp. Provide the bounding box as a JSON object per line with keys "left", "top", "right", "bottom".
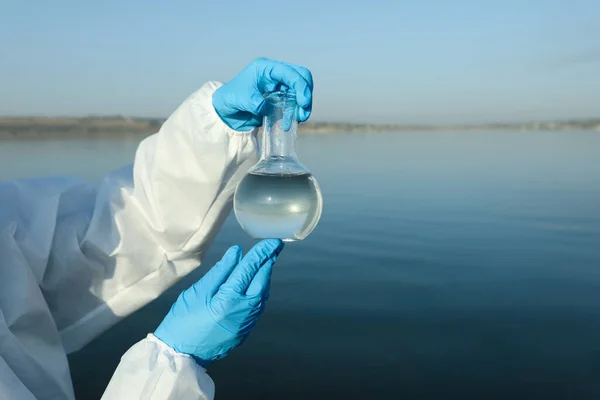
{"left": 53, "top": 81, "right": 258, "bottom": 353}
{"left": 101, "top": 334, "right": 214, "bottom": 400}
{"left": 0, "top": 81, "right": 257, "bottom": 399}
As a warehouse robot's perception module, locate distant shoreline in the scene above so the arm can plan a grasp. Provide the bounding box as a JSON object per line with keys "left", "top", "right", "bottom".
{"left": 1, "top": 116, "right": 599, "bottom": 140}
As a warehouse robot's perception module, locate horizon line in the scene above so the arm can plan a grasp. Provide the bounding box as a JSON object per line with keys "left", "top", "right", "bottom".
{"left": 0, "top": 115, "right": 599, "bottom": 128}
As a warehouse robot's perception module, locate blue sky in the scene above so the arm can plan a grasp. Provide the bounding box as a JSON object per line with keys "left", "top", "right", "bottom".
{"left": 0, "top": 0, "right": 599, "bottom": 124}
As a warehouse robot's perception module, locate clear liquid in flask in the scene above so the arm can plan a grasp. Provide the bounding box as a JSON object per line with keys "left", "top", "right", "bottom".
{"left": 234, "top": 171, "right": 323, "bottom": 242}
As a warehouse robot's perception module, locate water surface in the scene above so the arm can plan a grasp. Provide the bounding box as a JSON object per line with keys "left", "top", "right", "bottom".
{"left": 2, "top": 131, "right": 600, "bottom": 399}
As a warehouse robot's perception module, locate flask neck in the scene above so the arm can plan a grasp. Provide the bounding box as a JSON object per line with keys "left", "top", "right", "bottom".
{"left": 261, "top": 90, "right": 299, "bottom": 161}
{"left": 253, "top": 90, "right": 308, "bottom": 176}
{"left": 261, "top": 119, "right": 298, "bottom": 160}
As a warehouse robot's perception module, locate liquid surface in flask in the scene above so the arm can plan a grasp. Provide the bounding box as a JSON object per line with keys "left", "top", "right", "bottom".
{"left": 234, "top": 172, "right": 323, "bottom": 242}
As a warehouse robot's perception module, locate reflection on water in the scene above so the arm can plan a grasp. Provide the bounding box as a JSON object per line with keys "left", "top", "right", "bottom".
{"left": 2, "top": 131, "right": 600, "bottom": 399}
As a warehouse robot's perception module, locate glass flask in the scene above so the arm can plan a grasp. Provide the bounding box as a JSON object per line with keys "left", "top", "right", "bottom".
{"left": 233, "top": 90, "right": 323, "bottom": 242}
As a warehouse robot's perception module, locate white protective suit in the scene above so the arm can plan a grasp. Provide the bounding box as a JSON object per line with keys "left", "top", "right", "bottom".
{"left": 0, "top": 81, "right": 258, "bottom": 399}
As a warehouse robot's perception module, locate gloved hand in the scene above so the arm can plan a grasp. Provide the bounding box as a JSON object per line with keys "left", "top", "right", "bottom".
{"left": 212, "top": 57, "right": 314, "bottom": 132}
{"left": 154, "top": 239, "right": 284, "bottom": 367}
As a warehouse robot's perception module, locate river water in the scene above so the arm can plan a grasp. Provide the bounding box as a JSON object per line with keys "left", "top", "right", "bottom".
{"left": 1, "top": 131, "right": 600, "bottom": 399}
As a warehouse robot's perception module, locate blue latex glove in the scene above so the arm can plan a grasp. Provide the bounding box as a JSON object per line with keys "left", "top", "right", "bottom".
{"left": 154, "top": 239, "right": 284, "bottom": 367}
{"left": 212, "top": 57, "right": 314, "bottom": 132}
